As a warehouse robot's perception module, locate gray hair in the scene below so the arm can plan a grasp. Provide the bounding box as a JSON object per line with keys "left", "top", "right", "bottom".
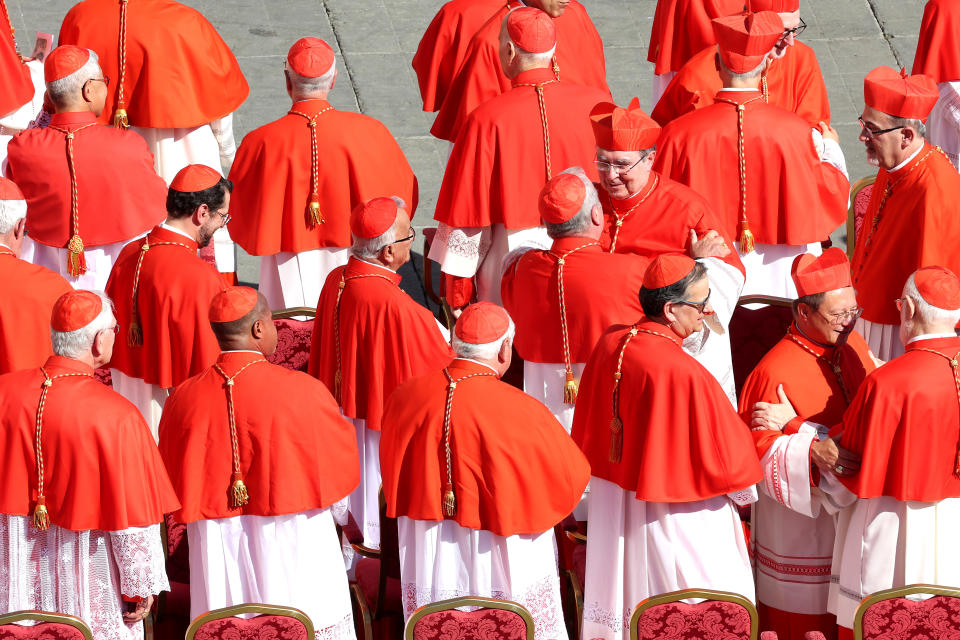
{"left": 888, "top": 115, "right": 927, "bottom": 139}
{"left": 47, "top": 49, "right": 101, "bottom": 107}
{"left": 452, "top": 318, "right": 516, "bottom": 360}
{"left": 904, "top": 273, "right": 960, "bottom": 326}
{"left": 286, "top": 62, "right": 337, "bottom": 99}
{"left": 0, "top": 198, "right": 27, "bottom": 234}
{"left": 50, "top": 291, "right": 116, "bottom": 359}
{"left": 515, "top": 45, "right": 557, "bottom": 66}
{"left": 350, "top": 196, "right": 406, "bottom": 259}
{"left": 718, "top": 51, "right": 766, "bottom": 81}
{"left": 546, "top": 167, "right": 600, "bottom": 239}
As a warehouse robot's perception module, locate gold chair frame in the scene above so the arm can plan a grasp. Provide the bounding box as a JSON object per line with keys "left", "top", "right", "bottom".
{"left": 846, "top": 175, "right": 877, "bottom": 259}
{"left": 0, "top": 611, "right": 94, "bottom": 640}
{"left": 271, "top": 306, "right": 317, "bottom": 320}
{"left": 404, "top": 596, "right": 535, "bottom": 640}
{"left": 629, "top": 588, "right": 759, "bottom": 640}
{"left": 185, "top": 603, "right": 314, "bottom": 640}
{"left": 853, "top": 583, "right": 960, "bottom": 640}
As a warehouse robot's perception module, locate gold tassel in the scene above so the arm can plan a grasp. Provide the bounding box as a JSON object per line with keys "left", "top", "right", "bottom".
{"left": 739, "top": 225, "right": 755, "bottom": 254}
{"left": 563, "top": 370, "right": 578, "bottom": 405}
{"left": 33, "top": 496, "right": 49, "bottom": 530}
{"left": 307, "top": 195, "right": 324, "bottom": 226}
{"left": 229, "top": 472, "right": 249, "bottom": 508}
{"left": 609, "top": 416, "right": 623, "bottom": 463}
{"left": 66, "top": 234, "right": 86, "bottom": 277}
{"left": 127, "top": 319, "right": 143, "bottom": 347}
{"left": 113, "top": 108, "right": 129, "bottom": 130}
{"left": 443, "top": 489, "right": 456, "bottom": 516}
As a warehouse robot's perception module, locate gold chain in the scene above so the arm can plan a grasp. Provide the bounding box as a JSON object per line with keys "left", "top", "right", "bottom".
{"left": 607, "top": 173, "right": 660, "bottom": 253}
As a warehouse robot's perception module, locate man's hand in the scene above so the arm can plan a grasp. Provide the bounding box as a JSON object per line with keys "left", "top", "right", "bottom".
{"left": 810, "top": 437, "right": 839, "bottom": 470}
{"left": 827, "top": 440, "right": 861, "bottom": 477}
{"left": 751, "top": 384, "right": 798, "bottom": 430}
{"left": 122, "top": 596, "right": 155, "bottom": 624}
{"left": 689, "top": 229, "right": 730, "bottom": 259}
{"left": 818, "top": 121, "right": 839, "bottom": 144}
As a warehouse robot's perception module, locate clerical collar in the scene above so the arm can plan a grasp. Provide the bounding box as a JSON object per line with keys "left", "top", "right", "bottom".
{"left": 453, "top": 358, "right": 499, "bottom": 375}
{"left": 353, "top": 256, "right": 397, "bottom": 274}
{"left": 908, "top": 331, "right": 958, "bottom": 345}
{"left": 890, "top": 143, "right": 925, "bottom": 173}
{"left": 719, "top": 87, "right": 760, "bottom": 92}
{"left": 793, "top": 321, "right": 835, "bottom": 350}
{"left": 160, "top": 222, "right": 195, "bottom": 240}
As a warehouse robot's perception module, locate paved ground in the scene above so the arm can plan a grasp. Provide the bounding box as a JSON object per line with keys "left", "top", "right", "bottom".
{"left": 6, "top": 0, "right": 928, "bottom": 296}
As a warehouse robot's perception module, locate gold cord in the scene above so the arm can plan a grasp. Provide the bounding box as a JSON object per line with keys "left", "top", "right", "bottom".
{"left": 213, "top": 358, "right": 269, "bottom": 508}
{"left": 47, "top": 123, "right": 97, "bottom": 276}
{"left": 113, "top": 0, "right": 129, "bottom": 128}
{"left": 289, "top": 106, "right": 335, "bottom": 227}
{"left": 440, "top": 367, "right": 497, "bottom": 515}
{"left": 553, "top": 242, "right": 600, "bottom": 403}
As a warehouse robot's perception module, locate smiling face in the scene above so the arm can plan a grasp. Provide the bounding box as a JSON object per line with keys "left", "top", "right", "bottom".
{"left": 798, "top": 287, "right": 860, "bottom": 345}
{"left": 668, "top": 275, "right": 713, "bottom": 337}
{"left": 595, "top": 147, "right": 655, "bottom": 200}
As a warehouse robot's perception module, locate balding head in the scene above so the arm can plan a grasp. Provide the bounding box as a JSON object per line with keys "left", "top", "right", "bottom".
{"left": 210, "top": 292, "right": 278, "bottom": 356}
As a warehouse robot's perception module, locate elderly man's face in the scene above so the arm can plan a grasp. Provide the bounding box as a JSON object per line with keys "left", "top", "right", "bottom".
{"left": 388, "top": 209, "right": 415, "bottom": 268}
{"left": 771, "top": 11, "right": 801, "bottom": 59}
{"left": 595, "top": 147, "right": 655, "bottom": 200}
{"left": 799, "top": 287, "right": 860, "bottom": 345}
{"left": 527, "top": 0, "right": 568, "bottom": 18}
{"left": 858, "top": 105, "right": 908, "bottom": 169}
{"left": 671, "top": 275, "right": 713, "bottom": 337}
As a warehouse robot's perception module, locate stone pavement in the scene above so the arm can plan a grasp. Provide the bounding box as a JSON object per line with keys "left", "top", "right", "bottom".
{"left": 6, "top": 0, "right": 928, "bottom": 294}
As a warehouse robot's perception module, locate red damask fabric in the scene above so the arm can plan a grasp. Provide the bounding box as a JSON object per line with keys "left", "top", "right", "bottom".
{"left": 634, "top": 600, "right": 754, "bottom": 640}
{"left": 860, "top": 595, "right": 960, "bottom": 640}
{"left": 0, "top": 622, "right": 87, "bottom": 640}
{"left": 411, "top": 608, "right": 530, "bottom": 640}
{"left": 267, "top": 319, "right": 314, "bottom": 373}
{"left": 192, "top": 615, "right": 310, "bottom": 640}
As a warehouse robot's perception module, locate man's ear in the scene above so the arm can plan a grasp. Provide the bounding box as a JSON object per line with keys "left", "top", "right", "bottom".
{"left": 192, "top": 203, "right": 210, "bottom": 227}
{"left": 13, "top": 217, "right": 26, "bottom": 240}
{"left": 498, "top": 336, "right": 512, "bottom": 364}
{"left": 251, "top": 318, "right": 264, "bottom": 340}
{"left": 662, "top": 301, "right": 678, "bottom": 325}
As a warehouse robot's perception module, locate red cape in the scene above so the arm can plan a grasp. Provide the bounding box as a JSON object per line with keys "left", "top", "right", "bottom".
{"left": 308, "top": 258, "right": 454, "bottom": 430}
{"left": 412, "top": 0, "right": 512, "bottom": 112}
{"left": 647, "top": 0, "right": 743, "bottom": 75}
{"left": 0, "top": 356, "right": 179, "bottom": 531}
{"left": 0, "top": 0, "right": 33, "bottom": 118}
{"left": 59, "top": 0, "right": 249, "bottom": 128}
{"left": 6, "top": 111, "right": 167, "bottom": 248}
{"left": 434, "top": 68, "right": 608, "bottom": 229}
{"left": 852, "top": 144, "right": 960, "bottom": 325}
{"left": 430, "top": 0, "right": 609, "bottom": 142}
{"left": 652, "top": 43, "right": 832, "bottom": 127}
{"left": 837, "top": 337, "right": 960, "bottom": 502}
{"left": 159, "top": 352, "right": 360, "bottom": 523}
{"left": 912, "top": 0, "right": 960, "bottom": 83}
{"left": 381, "top": 358, "right": 590, "bottom": 536}
{"left": 0, "top": 249, "right": 73, "bottom": 375}
{"left": 106, "top": 225, "right": 224, "bottom": 388}
{"left": 501, "top": 238, "right": 646, "bottom": 363}
{"left": 227, "top": 100, "right": 418, "bottom": 255}
{"left": 571, "top": 319, "right": 762, "bottom": 501}
{"left": 654, "top": 90, "right": 848, "bottom": 245}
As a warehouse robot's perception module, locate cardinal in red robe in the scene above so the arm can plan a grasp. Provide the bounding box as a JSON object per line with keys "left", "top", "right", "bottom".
{"left": 430, "top": 0, "right": 609, "bottom": 142}
{"left": 912, "top": 0, "right": 960, "bottom": 168}
{"left": 0, "top": 289, "right": 179, "bottom": 640}
{"left": 0, "top": 0, "right": 34, "bottom": 120}
{"left": 381, "top": 301, "right": 589, "bottom": 640}
{"left": 0, "top": 179, "right": 72, "bottom": 375}
{"left": 309, "top": 197, "right": 453, "bottom": 553}
{"left": 228, "top": 37, "right": 418, "bottom": 312}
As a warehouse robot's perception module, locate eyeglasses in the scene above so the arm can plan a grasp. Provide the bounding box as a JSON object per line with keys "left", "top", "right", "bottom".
{"left": 781, "top": 17, "right": 806, "bottom": 39}
{"left": 859, "top": 116, "right": 905, "bottom": 138}
{"left": 388, "top": 228, "right": 416, "bottom": 245}
{"left": 674, "top": 289, "right": 711, "bottom": 312}
{"left": 895, "top": 297, "right": 908, "bottom": 311}
{"left": 112, "top": 324, "right": 120, "bottom": 334}
{"left": 594, "top": 155, "right": 646, "bottom": 175}
{"left": 817, "top": 306, "right": 863, "bottom": 324}
{"left": 82, "top": 75, "right": 110, "bottom": 91}
{"left": 213, "top": 208, "right": 232, "bottom": 225}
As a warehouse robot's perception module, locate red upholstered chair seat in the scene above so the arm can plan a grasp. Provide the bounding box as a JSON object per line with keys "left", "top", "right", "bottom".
{"left": 411, "top": 608, "right": 529, "bottom": 640}
{"left": 0, "top": 622, "right": 87, "bottom": 640}
{"left": 355, "top": 558, "right": 402, "bottom": 616}
{"left": 192, "top": 615, "right": 310, "bottom": 640}
{"left": 860, "top": 595, "right": 960, "bottom": 639}
{"left": 730, "top": 301, "right": 794, "bottom": 397}
{"left": 94, "top": 368, "right": 112, "bottom": 387}
{"left": 635, "top": 600, "right": 753, "bottom": 640}
{"left": 267, "top": 318, "right": 314, "bottom": 373}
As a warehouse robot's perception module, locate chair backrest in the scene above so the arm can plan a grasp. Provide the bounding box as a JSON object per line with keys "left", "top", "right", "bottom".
{"left": 405, "top": 597, "right": 535, "bottom": 640}
{"left": 729, "top": 295, "right": 794, "bottom": 397}
{"left": 268, "top": 308, "right": 317, "bottom": 373}
{"left": 854, "top": 583, "right": 960, "bottom": 640}
{"left": 185, "top": 604, "right": 314, "bottom": 640}
{"left": 847, "top": 175, "right": 876, "bottom": 258}
{"left": 630, "top": 589, "right": 759, "bottom": 640}
{"left": 0, "top": 611, "right": 93, "bottom": 640}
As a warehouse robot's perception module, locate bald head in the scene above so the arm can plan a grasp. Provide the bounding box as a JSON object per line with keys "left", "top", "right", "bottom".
{"left": 210, "top": 293, "right": 277, "bottom": 355}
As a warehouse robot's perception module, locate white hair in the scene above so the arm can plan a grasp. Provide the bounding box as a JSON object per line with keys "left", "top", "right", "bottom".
{"left": 50, "top": 291, "right": 116, "bottom": 359}
{"left": 453, "top": 319, "right": 516, "bottom": 360}
{"left": 717, "top": 50, "right": 766, "bottom": 81}
{"left": 286, "top": 62, "right": 337, "bottom": 98}
{"left": 515, "top": 45, "right": 557, "bottom": 66}
{"left": 904, "top": 273, "right": 960, "bottom": 326}
{"left": 546, "top": 167, "right": 600, "bottom": 238}
{"left": 350, "top": 196, "right": 406, "bottom": 260}
{"left": 47, "top": 49, "right": 101, "bottom": 106}
{"left": 0, "top": 198, "right": 26, "bottom": 234}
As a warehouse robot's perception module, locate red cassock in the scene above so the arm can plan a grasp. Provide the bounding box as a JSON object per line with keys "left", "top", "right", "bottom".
{"left": 158, "top": 351, "right": 360, "bottom": 523}
{"left": 654, "top": 89, "right": 848, "bottom": 245}
{"left": 572, "top": 319, "right": 762, "bottom": 501}
{"left": 0, "top": 248, "right": 72, "bottom": 375}
{"left": 500, "top": 238, "right": 646, "bottom": 363}
{"left": 435, "top": 68, "right": 608, "bottom": 230}
{"left": 836, "top": 336, "right": 960, "bottom": 502}
{"left": 0, "top": 0, "right": 33, "bottom": 118}
{"left": 851, "top": 143, "right": 960, "bottom": 325}
{"left": 380, "top": 358, "right": 590, "bottom": 536}
{"left": 651, "top": 43, "right": 832, "bottom": 127}
{"left": 308, "top": 257, "right": 454, "bottom": 430}
{"left": 5, "top": 111, "right": 167, "bottom": 249}
{"left": 647, "top": 0, "right": 743, "bottom": 75}
{"left": 58, "top": 0, "right": 248, "bottom": 128}
{"left": 412, "top": 0, "right": 513, "bottom": 112}
{"left": 227, "top": 100, "right": 419, "bottom": 255}
{"left": 106, "top": 225, "right": 223, "bottom": 388}
{"left": 597, "top": 174, "right": 746, "bottom": 276}
{"left": 912, "top": 0, "right": 960, "bottom": 83}
{"left": 0, "top": 356, "right": 179, "bottom": 530}
{"left": 430, "top": 0, "right": 610, "bottom": 142}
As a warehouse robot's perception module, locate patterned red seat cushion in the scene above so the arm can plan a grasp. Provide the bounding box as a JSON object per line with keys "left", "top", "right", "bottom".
{"left": 634, "top": 600, "right": 753, "bottom": 640}
{"left": 411, "top": 608, "right": 529, "bottom": 640}
{"left": 267, "top": 319, "right": 314, "bottom": 373}
{"left": 861, "top": 595, "right": 960, "bottom": 639}
{"left": 852, "top": 182, "right": 873, "bottom": 244}
{"left": 192, "top": 615, "right": 310, "bottom": 640}
{"left": 0, "top": 622, "right": 87, "bottom": 640}
{"left": 164, "top": 513, "right": 190, "bottom": 584}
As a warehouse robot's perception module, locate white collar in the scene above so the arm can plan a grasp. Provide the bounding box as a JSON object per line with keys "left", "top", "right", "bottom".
{"left": 0, "top": 241, "right": 12, "bottom": 250}
{"left": 890, "top": 143, "right": 925, "bottom": 172}
{"left": 160, "top": 222, "right": 195, "bottom": 240}
{"left": 908, "top": 331, "right": 957, "bottom": 345}
{"left": 719, "top": 87, "right": 761, "bottom": 92}
{"left": 454, "top": 358, "right": 499, "bottom": 375}
{"left": 353, "top": 256, "right": 397, "bottom": 274}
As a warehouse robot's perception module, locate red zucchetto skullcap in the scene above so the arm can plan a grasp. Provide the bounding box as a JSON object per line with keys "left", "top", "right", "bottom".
{"left": 44, "top": 45, "right": 91, "bottom": 83}
{"left": 287, "top": 37, "right": 335, "bottom": 78}
{"left": 642, "top": 254, "right": 697, "bottom": 289}
{"left": 914, "top": 266, "right": 960, "bottom": 310}
{"left": 864, "top": 67, "right": 939, "bottom": 121}
{"left": 539, "top": 173, "right": 585, "bottom": 224}
{"left": 0, "top": 177, "right": 24, "bottom": 201}
{"left": 744, "top": 0, "right": 799, "bottom": 11}
{"left": 350, "top": 197, "right": 399, "bottom": 239}
{"left": 455, "top": 301, "right": 511, "bottom": 344}
{"left": 51, "top": 290, "right": 102, "bottom": 332}
{"left": 170, "top": 164, "right": 222, "bottom": 192}
{"left": 590, "top": 97, "right": 661, "bottom": 151}
{"left": 713, "top": 11, "right": 783, "bottom": 73}
{"left": 210, "top": 286, "right": 259, "bottom": 323}
{"left": 791, "top": 248, "right": 852, "bottom": 297}
{"left": 506, "top": 7, "right": 557, "bottom": 53}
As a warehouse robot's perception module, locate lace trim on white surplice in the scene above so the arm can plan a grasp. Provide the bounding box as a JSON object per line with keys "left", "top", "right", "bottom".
{"left": 110, "top": 524, "right": 169, "bottom": 598}
{"left": 429, "top": 223, "right": 492, "bottom": 278}
{"left": 314, "top": 612, "right": 356, "bottom": 640}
